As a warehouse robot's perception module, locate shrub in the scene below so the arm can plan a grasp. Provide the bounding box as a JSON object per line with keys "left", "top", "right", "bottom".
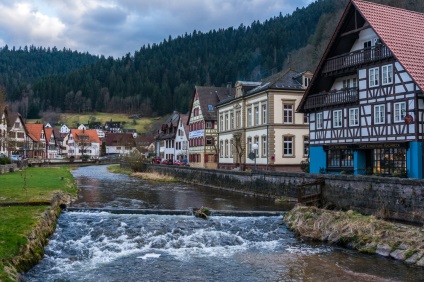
{"left": 300, "top": 159, "right": 310, "bottom": 173}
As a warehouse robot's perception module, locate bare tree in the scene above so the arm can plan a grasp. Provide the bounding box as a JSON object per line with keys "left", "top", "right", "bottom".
{"left": 233, "top": 132, "right": 245, "bottom": 170}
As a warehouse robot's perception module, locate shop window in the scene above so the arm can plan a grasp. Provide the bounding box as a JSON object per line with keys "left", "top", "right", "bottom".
{"left": 327, "top": 149, "right": 354, "bottom": 168}
{"left": 373, "top": 148, "right": 406, "bottom": 175}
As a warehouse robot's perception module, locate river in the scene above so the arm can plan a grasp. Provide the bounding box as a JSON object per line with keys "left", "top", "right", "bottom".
{"left": 23, "top": 165, "right": 423, "bottom": 281}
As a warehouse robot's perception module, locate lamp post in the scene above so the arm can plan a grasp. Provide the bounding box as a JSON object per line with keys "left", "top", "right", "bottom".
{"left": 252, "top": 143, "right": 258, "bottom": 171}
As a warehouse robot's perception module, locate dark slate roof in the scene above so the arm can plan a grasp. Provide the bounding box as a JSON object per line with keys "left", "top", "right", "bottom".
{"left": 104, "top": 133, "right": 135, "bottom": 146}
{"left": 195, "top": 86, "right": 235, "bottom": 121}
{"left": 247, "top": 69, "right": 303, "bottom": 95}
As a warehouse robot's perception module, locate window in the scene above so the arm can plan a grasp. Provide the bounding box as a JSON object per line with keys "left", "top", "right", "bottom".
{"left": 283, "top": 104, "right": 293, "bottom": 124}
{"left": 206, "top": 136, "right": 213, "bottom": 146}
{"left": 220, "top": 115, "right": 223, "bottom": 131}
{"left": 327, "top": 149, "right": 354, "bottom": 168}
{"left": 206, "top": 121, "right": 213, "bottom": 129}
{"left": 382, "top": 64, "right": 393, "bottom": 85}
{"left": 236, "top": 110, "right": 241, "bottom": 128}
{"left": 247, "top": 137, "right": 252, "bottom": 154}
{"left": 343, "top": 79, "right": 350, "bottom": 89}
{"left": 208, "top": 105, "right": 213, "bottom": 111}
{"left": 230, "top": 139, "right": 233, "bottom": 157}
{"left": 254, "top": 136, "right": 259, "bottom": 157}
{"left": 303, "top": 113, "right": 309, "bottom": 124}
{"left": 364, "top": 41, "right": 371, "bottom": 48}
{"left": 225, "top": 114, "right": 229, "bottom": 131}
{"left": 349, "top": 108, "right": 359, "bottom": 126}
{"left": 373, "top": 147, "right": 406, "bottom": 175}
{"left": 369, "top": 67, "right": 379, "bottom": 87}
{"left": 247, "top": 108, "right": 252, "bottom": 127}
{"left": 225, "top": 140, "right": 229, "bottom": 158}
{"left": 316, "top": 112, "right": 323, "bottom": 129}
{"left": 230, "top": 113, "right": 234, "bottom": 129}
{"left": 283, "top": 136, "right": 294, "bottom": 157}
{"left": 193, "top": 108, "right": 199, "bottom": 116}
{"left": 374, "top": 105, "right": 385, "bottom": 124}
{"left": 303, "top": 136, "right": 309, "bottom": 157}
{"left": 394, "top": 102, "right": 406, "bottom": 122}
{"left": 254, "top": 105, "right": 259, "bottom": 125}
{"left": 220, "top": 140, "right": 223, "bottom": 157}
{"left": 333, "top": 110, "right": 342, "bottom": 128}
{"left": 262, "top": 104, "right": 267, "bottom": 124}
{"left": 261, "top": 136, "right": 267, "bottom": 157}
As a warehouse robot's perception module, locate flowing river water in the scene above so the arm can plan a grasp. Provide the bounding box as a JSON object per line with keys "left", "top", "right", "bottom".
{"left": 23, "top": 165, "right": 423, "bottom": 281}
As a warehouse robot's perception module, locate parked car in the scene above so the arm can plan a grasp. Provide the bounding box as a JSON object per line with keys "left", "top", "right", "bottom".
{"left": 152, "top": 157, "right": 161, "bottom": 164}
{"left": 174, "top": 161, "right": 189, "bottom": 166}
{"left": 54, "top": 155, "right": 64, "bottom": 160}
{"left": 161, "top": 159, "right": 173, "bottom": 165}
{"left": 10, "top": 155, "right": 22, "bottom": 161}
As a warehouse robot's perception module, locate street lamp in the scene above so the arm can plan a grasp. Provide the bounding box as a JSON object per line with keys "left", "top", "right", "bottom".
{"left": 252, "top": 143, "right": 259, "bottom": 171}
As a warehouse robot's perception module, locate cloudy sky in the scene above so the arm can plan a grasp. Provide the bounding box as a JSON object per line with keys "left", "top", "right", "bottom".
{"left": 0, "top": 0, "right": 315, "bottom": 58}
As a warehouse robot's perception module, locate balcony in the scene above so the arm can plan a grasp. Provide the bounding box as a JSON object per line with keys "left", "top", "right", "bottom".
{"left": 304, "top": 88, "right": 359, "bottom": 111}
{"left": 322, "top": 45, "right": 392, "bottom": 74}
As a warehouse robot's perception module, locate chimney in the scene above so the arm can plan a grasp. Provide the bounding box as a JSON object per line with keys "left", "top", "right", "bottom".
{"left": 227, "top": 82, "right": 232, "bottom": 96}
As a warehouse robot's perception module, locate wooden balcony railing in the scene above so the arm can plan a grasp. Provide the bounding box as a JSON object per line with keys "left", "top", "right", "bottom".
{"left": 322, "top": 45, "right": 392, "bottom": 74}
{"left": 304, "top": 88, "right": 359, "bottom": 110}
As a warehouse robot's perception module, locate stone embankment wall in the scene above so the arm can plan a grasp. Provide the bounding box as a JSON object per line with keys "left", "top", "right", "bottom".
{"left": 0, "top": 163, "right": 17, "bottom": 174}
{"left": 4, "top": 192, "right": 73, "bottom": 281}
{"left": 146, "top": 165, "right": 424, "bottom": 225}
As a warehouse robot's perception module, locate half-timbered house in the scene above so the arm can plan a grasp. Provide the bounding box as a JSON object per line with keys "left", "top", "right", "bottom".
{"left": 187, "top": 86, "right": 235, "bottom": 169}
{"left": 298, "top": 0, "right": 424, "bottom": 178}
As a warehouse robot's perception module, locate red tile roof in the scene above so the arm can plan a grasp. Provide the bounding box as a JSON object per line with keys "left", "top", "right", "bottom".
{"left": 353, "top": 0, "right": 424, "bottom": 91}
{"left": 71, "top": 129, "right": 101, "bottom": 143}
{"left": 45, "top": 127, "right": 54, "bottom": 143}
{"left": 25, "top": 124, "right": 44, "bottom": 141}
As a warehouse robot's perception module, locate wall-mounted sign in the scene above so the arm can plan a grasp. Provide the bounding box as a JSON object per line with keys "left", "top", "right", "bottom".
{"left": 404, "top": 114, "right": 413, "bottom": 124}
{"left": 189, "top": 129, "right": 204, "bottom": 139}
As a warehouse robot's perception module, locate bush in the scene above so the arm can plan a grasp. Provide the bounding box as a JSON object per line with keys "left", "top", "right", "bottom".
{"left": 123, "top": 153, "right": 146, "bottom": 172}
{"left": 0, "top": 157, "right": 11, "bottom": 165}
{"left": 300, "top": 159, "right": 310, "bottom": 173}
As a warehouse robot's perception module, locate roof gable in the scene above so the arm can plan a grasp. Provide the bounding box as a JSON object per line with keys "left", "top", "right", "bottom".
{"left": 25, "top": 124, "right": 44, "bottom": 142}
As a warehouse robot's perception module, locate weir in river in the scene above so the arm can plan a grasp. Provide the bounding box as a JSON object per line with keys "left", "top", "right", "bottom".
{"left": 22, "top": 165, "right": 424, "bottom": 281}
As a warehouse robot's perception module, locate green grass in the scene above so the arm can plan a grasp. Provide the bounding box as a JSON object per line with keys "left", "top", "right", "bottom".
{"left": 0, "top": 167, "right": 77, "bottom": 203}
{"left": 107, "top": 164, "right": 132, "bottom": 175}
{"left": 0, "top": 166, "right": 78, "bottom": 280}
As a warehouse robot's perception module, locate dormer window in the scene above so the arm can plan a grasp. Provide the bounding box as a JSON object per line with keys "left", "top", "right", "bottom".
{"left": 208, "top": 105, "right": 213, "bottom": 111}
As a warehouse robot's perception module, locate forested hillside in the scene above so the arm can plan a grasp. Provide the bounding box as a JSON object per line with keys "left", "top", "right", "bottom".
{"left": 3, "top": 0, "right": 424, "bottom": 119}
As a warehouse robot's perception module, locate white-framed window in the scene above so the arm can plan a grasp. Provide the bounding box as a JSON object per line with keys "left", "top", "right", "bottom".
{"left": 261, "top": 135, "right": 267, "bottom": 157}
{"left": 247, "top": 108, "right": 252, "bottom": 127}
{"left": 303, "top": 136, "right": 309, "bottom": 157}
{"left": 219, "top": 140, "right": 223, "bottom": 158}
{"left": 283, "top": 136, "right": 294, "bottom": 157}
{"left": 225, "top": 140, "right": 229, "bottom": 158}
{"left": 333, "top": 110, "right": 342, "bottom": 128}
{"left": 349, "top": 108, "right": 359, "bottom": 126}
{"left": 262, "top": 104, "right": 267, "bottom": 124}
{"left": 230, "top": 113, "right": 234, "bottom": 129}
{"left": 219, "top": 115, "right": 224, "bottom": 131}
{"left": 230, "top": 139, "right": 233, "bottom": 157}
{"left": 316, "top": 112, "right": 323, "bottom": 129}
{"left": 236, "top": 110, "right": 241, "bottom": 128}
{"left": 394, "top": 102, "right": 406, "bottom": 123}
{"left": 382, "top": 64, "right": 393, "bottom": 85}
{"left": 374, "top": 104, "right": 385, "bottom": 124}
{"left": 283, "top": 104, "right": 293, "bottom": 124}
{"left": 369, "top": 67, "right": 379, "bottom": 87}
{"left": 247, "top": 137, "right": 252, "bottom": 154}
{"left": 254, "top": 105, "right": 259, "bottom": 126}
{"left": 206, "top": 121, "right": 212, "bottom": 129}
{"left": 225, "top": 113, "right": 229, "bottom": 131}
{"left": 254, "top": 136, "right": 259, "bottom": 157}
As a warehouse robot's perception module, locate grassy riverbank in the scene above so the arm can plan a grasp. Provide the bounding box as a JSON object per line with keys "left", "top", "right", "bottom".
{"left": 107, "top": 165, "right": 178, "bottom": 182}
{"left": 284, "top": 205, "right": 424, "bottom": 266}
{"left": 0, "top": 167, "right": 78, "bottom": 281}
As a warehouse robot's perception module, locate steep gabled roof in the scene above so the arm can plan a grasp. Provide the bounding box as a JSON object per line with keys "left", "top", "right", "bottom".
{"left": 298, "top": 0, "right": 424, "bottom": 112}
{"left": 25, "top": 124, "right": 44, "bottom": 142}
{"left": 352, "top": 0, "right": 424, "bottom": 91}
{"left": 188, "top": 86, "right": 235, "bottom": 123}
{"left": 247, "top": 69, "right": 304, "bottom": 95}
{"left": 70, "top": 129, "right": 101, "bottom": 143}
{"left": 45, "top": 127, "right": 54, "bottom": 143}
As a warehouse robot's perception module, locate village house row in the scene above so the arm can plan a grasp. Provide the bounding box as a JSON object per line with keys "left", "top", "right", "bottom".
{"left": 1, "top": 0, "right": 423, "bottom": 179}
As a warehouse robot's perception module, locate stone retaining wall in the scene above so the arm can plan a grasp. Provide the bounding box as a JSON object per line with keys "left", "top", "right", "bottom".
{"left": 0, "top": 163, "right": 17, "bottom": 174}
{"left": 146, "top": 164, "right": 424, "bottom": 225}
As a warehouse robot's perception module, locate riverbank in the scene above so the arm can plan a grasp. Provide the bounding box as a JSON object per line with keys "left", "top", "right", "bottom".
{"left": 108, "top": 165, "right": 178, "bottom": 182}
{"left": 284, "top": 205, "right": 424, "bottom": 267}
{"left": 0, "top": 167, "right": 78, "bottom": 281}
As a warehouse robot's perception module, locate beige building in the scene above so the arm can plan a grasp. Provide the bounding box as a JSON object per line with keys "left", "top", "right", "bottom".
{"left": 217, "top": 69, "right": 312, "bottom": 171}
{"left": 187, "top": 86, "right": 235, "bottom": 169}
